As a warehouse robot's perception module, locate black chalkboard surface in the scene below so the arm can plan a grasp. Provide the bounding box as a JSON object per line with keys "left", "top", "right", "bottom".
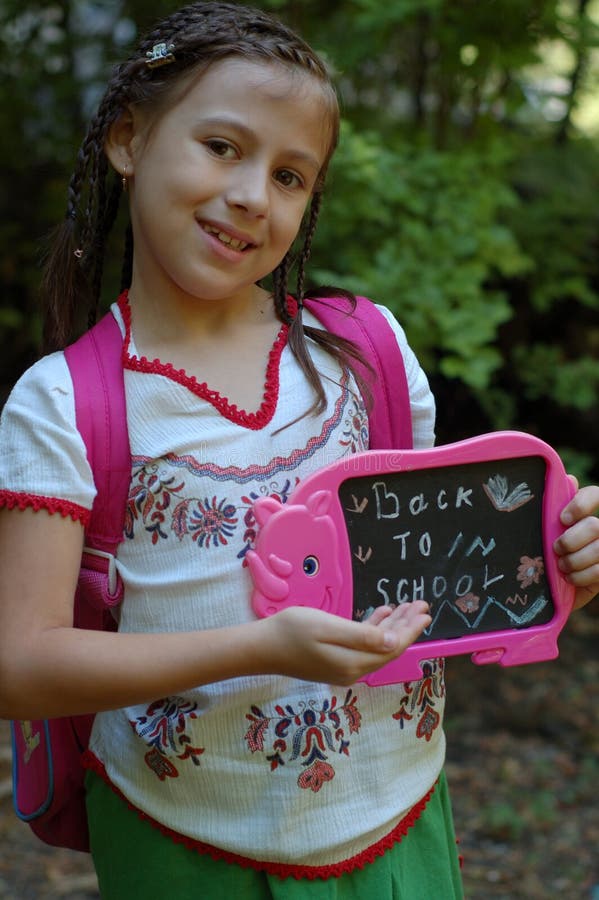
{"left": 340, "top": 455, "right": 553, "bottom": 640}
{"left": 248, "top": 432, "right": 576, "bottom": 683}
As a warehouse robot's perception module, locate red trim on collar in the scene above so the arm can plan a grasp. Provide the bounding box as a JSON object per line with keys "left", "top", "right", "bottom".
{"left": 83, "top": 749, "right": 436, "bottom": 880}
{"left": 117, "top": 291, "right": 293, "bottom": 431}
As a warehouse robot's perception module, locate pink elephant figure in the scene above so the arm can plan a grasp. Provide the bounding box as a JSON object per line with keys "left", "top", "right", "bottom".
{"left": 246, "top": 490, "right": 344, "bottom": 618}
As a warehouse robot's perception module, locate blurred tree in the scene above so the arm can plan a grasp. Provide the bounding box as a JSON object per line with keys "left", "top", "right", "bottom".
{"left": 258, "top": 0, "right": 599, "bottom": 476}
{"left": 0, "top": 0, "right": 597, "bottom": 476}
{"left": 0, "top": 0, "right": 127, "bottom": 393}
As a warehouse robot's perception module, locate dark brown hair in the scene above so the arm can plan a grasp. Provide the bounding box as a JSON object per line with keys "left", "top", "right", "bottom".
{"left": 41, "top": 1, "right": 366, "bottom": 415}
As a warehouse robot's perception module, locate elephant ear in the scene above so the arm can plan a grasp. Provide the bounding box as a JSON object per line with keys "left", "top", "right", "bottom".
{"left": 305, "top": 490, "right": 332, "bottom": 518}
{"left": 253, "top": 496, "right": 283, "bottom": 527}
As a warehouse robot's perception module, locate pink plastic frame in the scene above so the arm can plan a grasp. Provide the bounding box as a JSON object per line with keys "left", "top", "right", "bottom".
{"left": 247, "top": 432, "right": 575, "bottom": 684}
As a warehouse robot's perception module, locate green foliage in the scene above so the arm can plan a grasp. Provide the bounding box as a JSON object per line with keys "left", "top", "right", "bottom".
{"left": 311, "top": 126, "right": 530, "bottom": 388}
{"left": 0, "top": 0, "right": 597, "bottom": 479}
{"left": 508, "top": 140, "right": 599, "bottom": 313}
{"left": 514, "top": 344, "right": 599, "bottom": 410}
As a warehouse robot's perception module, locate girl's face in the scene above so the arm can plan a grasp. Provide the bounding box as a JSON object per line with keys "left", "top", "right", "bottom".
{"left": 120, "top": 57, "right": 333, "bottom": 310}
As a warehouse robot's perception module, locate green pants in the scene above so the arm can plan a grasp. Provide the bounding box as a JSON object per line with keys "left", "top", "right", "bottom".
{"left": 86, "top": 770, "right": 463, "bottom": 899}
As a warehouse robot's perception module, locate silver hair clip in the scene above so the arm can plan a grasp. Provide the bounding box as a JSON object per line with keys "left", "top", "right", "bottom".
{"left": 145, "top": 42, "right": 175, "bottom": 69}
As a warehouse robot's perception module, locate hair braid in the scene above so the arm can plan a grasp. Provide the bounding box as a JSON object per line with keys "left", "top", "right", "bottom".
{"left": 42, "top": 72, "right": 134, "bottom": 350}
{"left": 88, "top": 167, "right": 122, "bottom": 329}
{"left": 41, "top": 2, "right": 367, "bottom": 422}
{"left": 120, "top": 223, "right": 134, "bottom": 294}
{"left": 286, "top": 194, "right": 327, "bottom": 416}
{"left": 271, "top": 253, "right": 293, "bottom": 326}
{"left": 295, "top": 192, "right": 322, "bottom": 307}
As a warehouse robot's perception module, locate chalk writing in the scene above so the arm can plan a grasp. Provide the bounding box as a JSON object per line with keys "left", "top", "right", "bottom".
{"left": 339, "top": 456, "right": 553, "bottom": 641}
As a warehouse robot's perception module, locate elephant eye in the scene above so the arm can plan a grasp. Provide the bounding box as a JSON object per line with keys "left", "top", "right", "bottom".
{"left": 303, "top": 555, "right": 320, "bottom": 576}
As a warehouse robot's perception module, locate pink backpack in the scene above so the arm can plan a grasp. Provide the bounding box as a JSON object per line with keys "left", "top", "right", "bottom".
{"left": 10, "top": 294, "right": 412, "bottom": 851}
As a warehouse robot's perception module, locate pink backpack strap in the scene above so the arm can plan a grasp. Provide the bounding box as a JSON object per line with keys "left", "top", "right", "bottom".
{"left": 303, "top": 295, "right": 413, "bottom": 449}
{"left": 63, "top": 310, "right": 131, "bottom": 628}
{"left": 10, "top": 311, "right": 130, "bottom": 851}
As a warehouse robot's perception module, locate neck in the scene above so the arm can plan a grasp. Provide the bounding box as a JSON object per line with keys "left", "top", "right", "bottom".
{"left": 126, "top": 282, "right": 276, "bottom": 346}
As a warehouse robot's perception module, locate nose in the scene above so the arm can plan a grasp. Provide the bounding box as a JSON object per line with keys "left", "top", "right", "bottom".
{"left": 226, "top": 163, "right": 269, "bottom": 217}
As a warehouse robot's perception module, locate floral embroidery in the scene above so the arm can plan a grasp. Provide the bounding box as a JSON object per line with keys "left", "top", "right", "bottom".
{"left": 244, "top": 690, "right": 361, "bottom": 792}
{"left": 126, "top": 463, "right": 185, "bottom": 544}
{"left": 130, "top": 697, "right": 205, "bottom": 780}
{"left": 173, "top": 495, "right": 238, "bottom": 548}
{"left": 126, "top": 461, "right": 301, "bottom": 555}
{"left": 392, "top": 659, "right": 444, "bottom": 742}
{"left": 143, "top": 748, "right": 179, "bottom": 781}
{"left": 339, "top": 397, "right": 369, "bottom": 453}
{"left": 238, "top": 479, "right": 297, "bottom": 561}
{"left": 126, "top": 461, "right": 239, "bottom": 549}
{"left": 297, "top": 760, "right": 335, "bottom": 792}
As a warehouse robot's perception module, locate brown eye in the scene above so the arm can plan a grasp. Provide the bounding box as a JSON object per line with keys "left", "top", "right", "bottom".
{"left": 206, "top": 140, "right": 237, "bottom": 159}
{"left": 275, "top": 169, "right": 302, "bottom": 189}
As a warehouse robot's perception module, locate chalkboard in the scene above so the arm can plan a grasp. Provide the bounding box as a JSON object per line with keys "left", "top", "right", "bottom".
{"left": 340, "top": 455, "right": 553, "bottom": 639}
{"left": 247, "top": 432, "right": 576, "bottom": 683}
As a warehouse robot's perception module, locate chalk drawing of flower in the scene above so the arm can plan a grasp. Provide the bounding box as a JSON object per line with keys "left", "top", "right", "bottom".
{"left": 455, "top": 593, "right": 480, "bottom": 614}
{"left": 516, "top": 556, "right": 544, "bottom": 588}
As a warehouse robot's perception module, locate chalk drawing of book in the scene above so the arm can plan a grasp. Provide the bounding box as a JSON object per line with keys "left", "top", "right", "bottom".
{"left": 483, "top": 474, "right": 534, "bottom": 512}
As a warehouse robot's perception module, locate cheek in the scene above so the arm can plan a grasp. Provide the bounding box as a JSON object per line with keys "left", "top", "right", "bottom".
{"left": 276, "top": 201, "right": 310, "bottom": 250}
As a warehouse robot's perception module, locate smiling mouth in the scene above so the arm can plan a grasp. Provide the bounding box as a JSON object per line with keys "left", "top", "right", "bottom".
{"left": 201, "top": 223, "right": 254, "bottom": 251}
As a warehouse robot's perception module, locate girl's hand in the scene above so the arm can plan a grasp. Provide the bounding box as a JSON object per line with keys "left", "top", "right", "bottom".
{"left": 263, "top": 601, "right": 431, "bottom": 686}
{"left": 554, "top": 481, "right": 599, "bottom": 610}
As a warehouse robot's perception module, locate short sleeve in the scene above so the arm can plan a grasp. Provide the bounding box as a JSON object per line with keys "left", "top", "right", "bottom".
{"left": 0, "top": 352, "right": 96, "bottom": 523}
{"left": 374, "top": 304, "right": 436, "bottom": 450}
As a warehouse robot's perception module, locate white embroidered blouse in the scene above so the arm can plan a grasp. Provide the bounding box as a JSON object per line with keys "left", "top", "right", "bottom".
{"left": 0, "top": 296, "right": 445, "bottom": 877}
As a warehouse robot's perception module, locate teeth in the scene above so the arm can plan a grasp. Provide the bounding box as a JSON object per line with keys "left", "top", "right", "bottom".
{"left": 203, "top": 224, "right": 249, "bottom": 251}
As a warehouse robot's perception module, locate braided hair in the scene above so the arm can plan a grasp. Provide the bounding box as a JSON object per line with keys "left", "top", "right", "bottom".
{"left": 42, "top": 1, "right": 368, "bottom": 416}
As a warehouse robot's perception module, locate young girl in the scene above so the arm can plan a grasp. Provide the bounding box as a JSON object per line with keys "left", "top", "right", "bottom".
{"left": 0, "top": 3, "right": 597, "bottom": 897}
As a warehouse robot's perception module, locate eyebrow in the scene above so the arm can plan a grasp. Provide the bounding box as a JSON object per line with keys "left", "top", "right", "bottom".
{"left": 198, "top": 115, "right": 323, "bottom": 173}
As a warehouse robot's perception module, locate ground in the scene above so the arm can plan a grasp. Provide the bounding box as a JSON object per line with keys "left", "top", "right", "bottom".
{"left": 1, "top": 611, "right": 597, "bottom": 899}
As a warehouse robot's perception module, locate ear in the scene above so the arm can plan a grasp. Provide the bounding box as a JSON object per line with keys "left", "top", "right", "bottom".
{"left": 253, "top": 496, "right": 283, "bottom": 527}
{"left": 305, "top": 490, "right": 332, "bottom": 518}
{"left": 104, "top": 106, "right": 138, "bottom": 177}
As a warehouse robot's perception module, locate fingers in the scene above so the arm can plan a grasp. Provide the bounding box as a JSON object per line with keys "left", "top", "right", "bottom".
{"left": 555, "top": 515, "right": 599, "bottom": 555}
{"left": 555, "top": 484, "right": 599, "bottom": 584}
{"left": 356, "top": 602, "right": 430, "bottom": 654}
{"left": 316, "top": 605, "right": 431, "bottom": 684}
{"left": 366, "top": 605, "right": 394, "bottom": 627}
{"left": 270, "top": 603, "right": 431, "bottom": 686}
{"left": 385, "top": 600, "right": 430, "bottom": 620}
{"left": 379, "top": 602, "right": 431, "bottom": 652}
{"left": 553, "top": 489, "right": 599, "bottom": 609}
{"left": 311, "top": 604, "right": 428, "bottom": 657}
{"left": 366, "top": 601, "right": 429, "bottom": 630}
{"left": 559, "top": 483, "right": 599, "bottom": 527}
{"left": 555, "top": 505, "right": 599, "bottom": 582}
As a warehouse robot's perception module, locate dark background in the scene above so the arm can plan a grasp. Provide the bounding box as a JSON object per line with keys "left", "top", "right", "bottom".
{"left": 1, "top": 0, "right": 598, "bottom": 480}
